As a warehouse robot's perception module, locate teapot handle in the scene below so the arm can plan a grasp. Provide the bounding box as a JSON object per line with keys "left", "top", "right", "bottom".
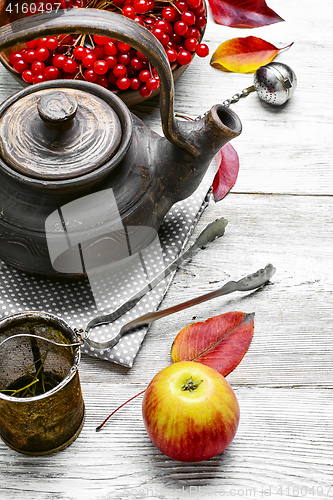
{"left": 0, "top": 9, "right": 196, "bottom": 154}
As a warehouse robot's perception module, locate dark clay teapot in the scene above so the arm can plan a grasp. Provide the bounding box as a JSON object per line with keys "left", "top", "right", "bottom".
{"left": 0, "top": 9, "right": 241, "bottom": 278}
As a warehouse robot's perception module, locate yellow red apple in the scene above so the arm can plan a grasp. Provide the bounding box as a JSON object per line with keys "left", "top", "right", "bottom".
{"left": 142, "top": 361, "right": 240, "bottom": 462}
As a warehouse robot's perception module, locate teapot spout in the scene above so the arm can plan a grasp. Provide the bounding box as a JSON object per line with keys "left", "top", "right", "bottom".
{"left": 180, "top": 104, "right": 242, "bottom": 157}
{"left": 159, "top": 104, "right": 242, "bottom": 203}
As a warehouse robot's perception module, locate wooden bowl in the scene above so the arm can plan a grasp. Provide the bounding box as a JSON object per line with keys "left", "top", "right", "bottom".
{"left": 0, "top": 4, "right": 206, "bottom": 106}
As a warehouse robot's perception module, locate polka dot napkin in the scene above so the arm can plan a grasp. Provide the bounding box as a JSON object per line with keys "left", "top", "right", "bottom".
{"left": 0, "top": 160, "right": 217, "bottom": 367}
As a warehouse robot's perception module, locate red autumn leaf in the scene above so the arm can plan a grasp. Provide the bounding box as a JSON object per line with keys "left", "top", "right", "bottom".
{"left": 210, "top": 36, "right": 293, "bottom": 73}
{"left": 171, "top": 311, "right": 254, "bottom": 377}
{"left": 208, "top": 0, "right": 284, "bottom": 28}
{"left": 212, "top": 143, "right": 239, "bottom": 202}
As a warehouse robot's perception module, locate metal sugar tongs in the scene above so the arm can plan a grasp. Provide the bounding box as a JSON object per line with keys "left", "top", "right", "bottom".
{"left": 83, "top": 261, "right": 276, "bottom": 350}
{"left": 0, "top": 218, "right": 276, "bottom": 351}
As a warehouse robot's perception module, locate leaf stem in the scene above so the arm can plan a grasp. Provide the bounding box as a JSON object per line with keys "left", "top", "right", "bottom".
{"left": 96, "top": 389, "right": 146, "bottom": 432}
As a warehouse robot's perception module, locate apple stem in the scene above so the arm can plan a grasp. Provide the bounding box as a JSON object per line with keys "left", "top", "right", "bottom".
{"left": 181, "top": 376, "right": 203, "bottom": 392}
{"left": 95, "top": 389, "right": 146, "bottom": 432}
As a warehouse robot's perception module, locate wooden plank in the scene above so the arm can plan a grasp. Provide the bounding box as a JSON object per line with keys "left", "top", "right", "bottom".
{"left": 132, "top": 193, "right": 333, "bottom": 387}
{"left": 0, "top": 387, "right": 332, "bottom": 499}
{"left": 0, "top": 0, "right": 332, "bottom": 497}
{"left": 2, "top": 193, "right": 331, "bottom": 499}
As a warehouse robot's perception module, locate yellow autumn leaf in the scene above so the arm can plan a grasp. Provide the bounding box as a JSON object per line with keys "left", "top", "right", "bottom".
{"left": 210, "top": 36, "right": 293, "bottom": 74}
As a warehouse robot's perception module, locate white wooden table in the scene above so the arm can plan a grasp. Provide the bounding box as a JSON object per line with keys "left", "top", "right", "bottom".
{"left": 1, "top": 1, "right": 333, "bottom": 499}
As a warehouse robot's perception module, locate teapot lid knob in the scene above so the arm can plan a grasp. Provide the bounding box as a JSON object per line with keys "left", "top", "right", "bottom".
{"left": 37, "top": 91, "right": 78, "bottom": 128}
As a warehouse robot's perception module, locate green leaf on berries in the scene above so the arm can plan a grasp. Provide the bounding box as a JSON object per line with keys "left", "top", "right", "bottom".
{"left": 171, "top": 311, "right": 254, "bottom": 376}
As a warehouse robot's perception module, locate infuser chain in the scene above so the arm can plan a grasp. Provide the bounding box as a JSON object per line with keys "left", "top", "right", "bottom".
{"left": 176, "top": 85, "right": 256, "bottom": 122}
{"left": 222, "top": 86, "right": 256, "bottom": 107}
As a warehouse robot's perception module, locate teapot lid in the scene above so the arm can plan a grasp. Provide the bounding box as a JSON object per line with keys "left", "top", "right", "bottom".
{"left": 0, "top": 87, "right": 122, "bottom": 180}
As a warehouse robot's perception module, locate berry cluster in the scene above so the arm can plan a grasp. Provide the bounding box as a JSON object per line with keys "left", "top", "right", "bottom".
{"left": 8, "top": 0, "right": 209, "bottom": 98}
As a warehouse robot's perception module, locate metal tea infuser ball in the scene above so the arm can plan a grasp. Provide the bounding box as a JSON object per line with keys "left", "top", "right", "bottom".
{"left": 223, "top": 62, "right": 297, "bottom": 107}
